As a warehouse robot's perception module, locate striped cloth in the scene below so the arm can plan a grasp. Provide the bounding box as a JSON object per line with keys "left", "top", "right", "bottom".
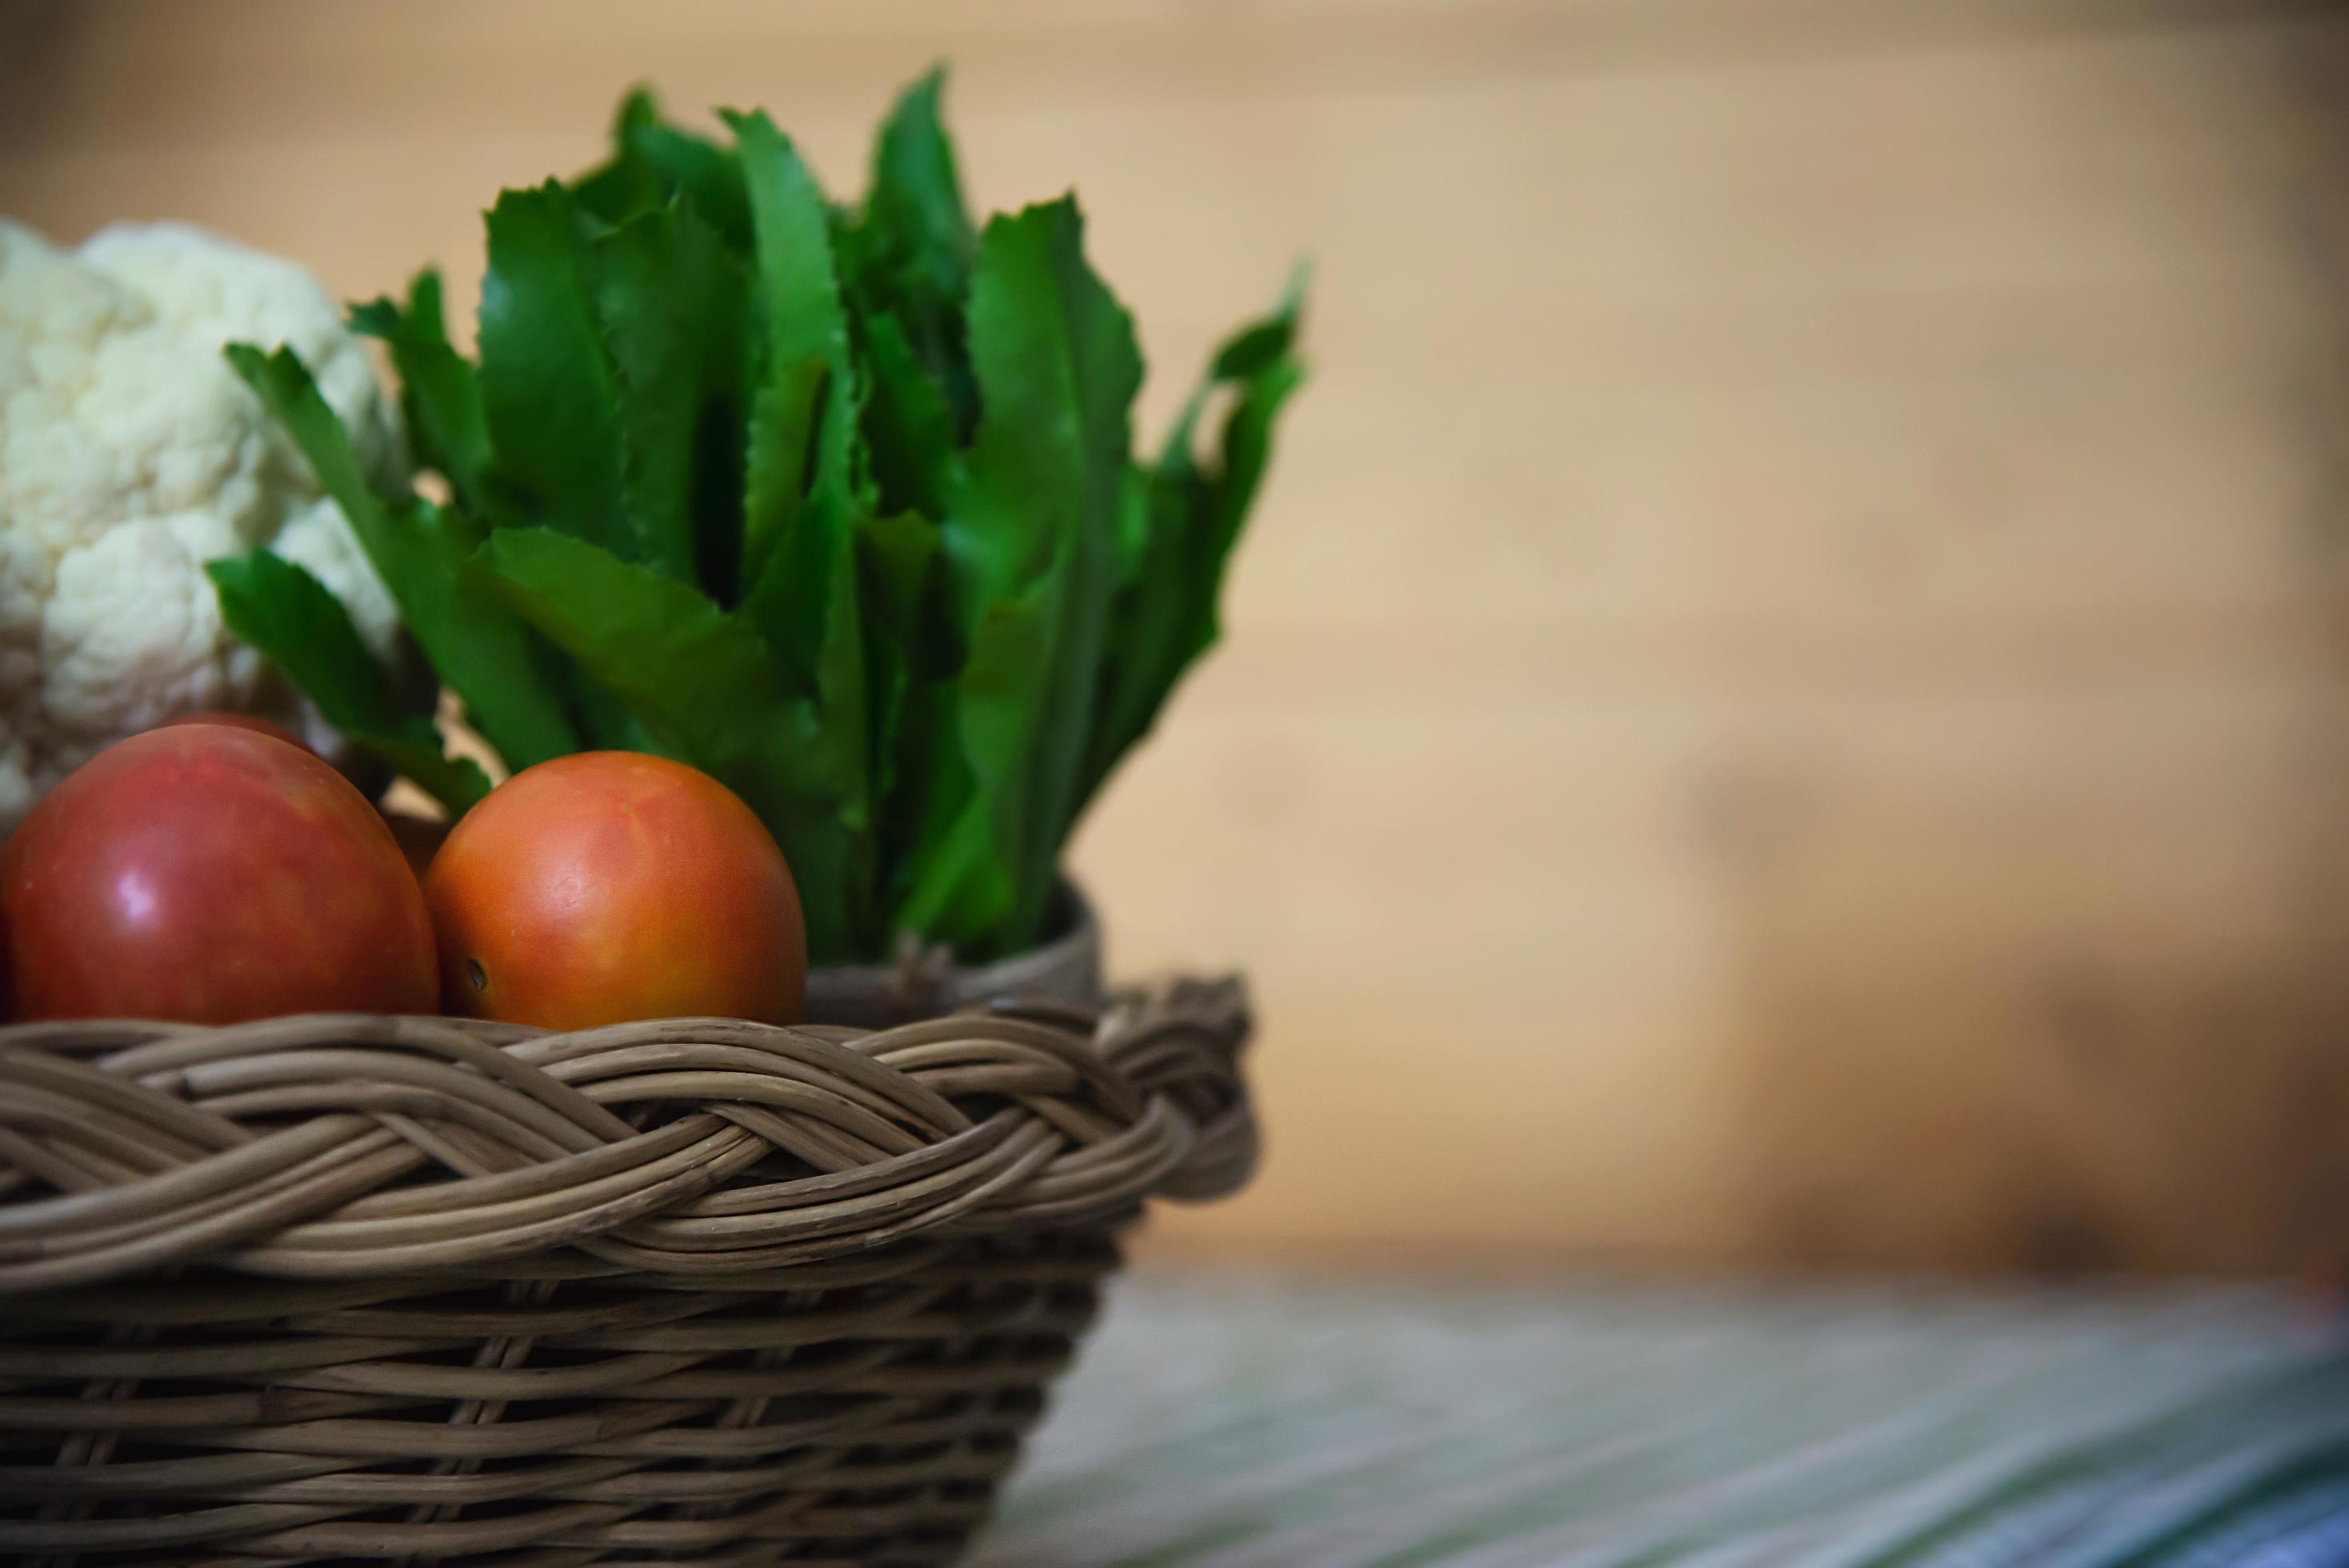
{"left": 973, "top": 1270, "right": 2349, "bottom": 1567}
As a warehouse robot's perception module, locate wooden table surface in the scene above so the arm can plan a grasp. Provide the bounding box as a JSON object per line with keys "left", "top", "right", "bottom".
{"left": 6, "top": 0, "right": 2349, "bottom": 1275}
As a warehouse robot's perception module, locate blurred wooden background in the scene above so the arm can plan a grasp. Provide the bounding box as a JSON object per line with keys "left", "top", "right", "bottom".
{"left": 7, "top": 0, "right": 2349, "bottom": 1276}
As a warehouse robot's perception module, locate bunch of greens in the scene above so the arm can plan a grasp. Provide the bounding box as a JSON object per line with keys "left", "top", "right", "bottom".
{"left": 209, "top": 70, "right": 1306, "bottom": 963}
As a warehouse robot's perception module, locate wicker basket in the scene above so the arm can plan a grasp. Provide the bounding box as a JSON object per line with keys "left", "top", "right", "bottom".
{"left": 0, "top": 890, "right": 1255, "bottom": 1566}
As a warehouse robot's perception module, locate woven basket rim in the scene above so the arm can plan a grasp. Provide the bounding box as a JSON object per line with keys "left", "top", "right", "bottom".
{"left": 0, "top": 968, "right": 1254, "bottom": 1296}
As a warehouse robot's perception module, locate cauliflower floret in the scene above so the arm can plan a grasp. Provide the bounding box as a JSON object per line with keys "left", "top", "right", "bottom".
{"left": 79, "top": 223, "right": 407, "bottom": 499}
{"left": 0, "top": 218, "right": 406, "bottom": 830}
{"left": 42, "top": 510, "right": 254, "bottom": 738}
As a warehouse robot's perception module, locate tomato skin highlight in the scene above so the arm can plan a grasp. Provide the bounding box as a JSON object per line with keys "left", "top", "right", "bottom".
{"left": 424, "top": 752, "right": 806, "bottom": 1030}
{"left": 1, "top": 725, "right": 437, "bottom": 1023}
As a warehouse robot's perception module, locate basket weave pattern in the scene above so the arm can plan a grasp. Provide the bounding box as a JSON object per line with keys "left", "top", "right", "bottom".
{"left": 0, "top": 981, "right": 1253, "bottom": 1565}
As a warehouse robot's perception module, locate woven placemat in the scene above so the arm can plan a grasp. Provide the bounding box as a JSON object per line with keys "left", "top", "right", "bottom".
{"left": 978, "top": 1271, "right": 2349, "bottom": 1566}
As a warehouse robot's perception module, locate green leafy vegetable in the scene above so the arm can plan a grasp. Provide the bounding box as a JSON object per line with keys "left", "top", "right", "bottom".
{"left": 1086, "top": 265, "right": 1310, "bottom": 807}
{"left": 226, "top": 345, "right": 585, "bottom": 773}
{"left": 922, "top": 200, "right": 1142, "bottom": 945}
{"left": 217, "top": 68, "right": 1307, "bottom": 962}
{"left": 350, "top": 270, "right": 494, "bottom": 510}
{"left": 206, "top": 550, "right": 489, "bottom": 814}
{"left": 591, "top": 198, "right": 745, "bottom": 586}
{"left": 478, "top": 183, "right": 633, "bottom": 558}
{"left": 851, "top": 68, "right": 979, "bottom": 433}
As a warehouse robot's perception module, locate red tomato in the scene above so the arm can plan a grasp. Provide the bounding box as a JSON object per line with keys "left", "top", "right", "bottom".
{"left": 1, "top": 726, "right": 437, "bottom": 1023}
{"left": 157, "top": 710, "right": 312, "bottom": 753}
{"left": 425, "top": 752, "right": 806, "bottom": 1030}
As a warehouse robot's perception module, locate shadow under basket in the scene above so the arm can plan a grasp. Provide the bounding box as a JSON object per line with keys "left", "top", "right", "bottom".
{"left": 0, "top": 891, "right": 1256, "bottom": 1566}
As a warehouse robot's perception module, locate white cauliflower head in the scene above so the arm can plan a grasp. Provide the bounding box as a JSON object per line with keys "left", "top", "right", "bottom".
{"left": 0, "top": 219, "right": 406, "bottom": 830}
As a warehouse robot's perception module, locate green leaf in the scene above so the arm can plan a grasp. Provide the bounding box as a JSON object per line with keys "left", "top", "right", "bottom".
{"left": 1084, "top": 271, "right": 1309, "bottom": 805}
{"left": 572, "top": 86, "right": 666, "bottom": 226}
{"left": 917, "top": 199, "right": 1141, "bottom": 948}
{"left": 857, "top": 510, "right": 946, "bottom": 899}
{"left": 626, "top": 123, "right": 751, "bottom": 251}
{"left": 478, "top": 182, "right": 632, "bottom": 555}
{"left": 226, "top": 342, "right": 584, "bottom": 772}
{"left": 1205, "top": 264, "right": 1307, "bottom": 382}
{"left": 859, "top": 314, "right": 956, "bottom": 520}
{"left": 576, "top": 88, "right": 754, "bottom": 251}
{"left": 737, "top": 358, "right": 826, "bottom": 642}
{"left": 591, "top": 200, "right": 747, "bottom": 586}
{"left": 206, "top": 549, "right": 489, "bottom": 815}
{"left": 869, "top": 68, "right": 975, "bottom": 289}
{"left": 737, "top": 514, "right": 872, "bottom": 939}
{"left": 850, "top": 66, "right": 978, "bottom": 433}
{"left": 1187, "top": 357, "right": 1305, "bottom": 646}
{"left": 1159, "top": 262, "right": 1310, "bottom": 491}
{"left": 858, "top": 510, "right": 943, "bottom": 654}
{"left": 726, "top": 107, "right": 878, "bottom": 930}
{"left": 726, "top": 108, "right": 859, "bottom": 610}
{"left": 349, "top": 270, "right": 494, "bottom": 510}
{"left": 468, "top": 527, "right": 862, "bottom": 961}
{"left": 893, "top": 726, "right": 1009, "bottom": 942}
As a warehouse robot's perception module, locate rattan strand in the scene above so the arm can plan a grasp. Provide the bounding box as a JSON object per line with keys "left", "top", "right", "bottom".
{"left": 0, "top": 979, "right": 1253, "bottom": 1566}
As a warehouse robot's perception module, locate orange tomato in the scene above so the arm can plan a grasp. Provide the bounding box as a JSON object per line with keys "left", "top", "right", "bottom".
{"left": 2, "top": 725, "right": 437, "bottom": 1022}
{"left": 424, "top": 752, "right": 806, "bottom": 1029}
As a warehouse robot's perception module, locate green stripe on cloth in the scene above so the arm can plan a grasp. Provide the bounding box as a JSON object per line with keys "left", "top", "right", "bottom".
{"left": 973, "top": 1272, "right": 2349, "bottom": 1567}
